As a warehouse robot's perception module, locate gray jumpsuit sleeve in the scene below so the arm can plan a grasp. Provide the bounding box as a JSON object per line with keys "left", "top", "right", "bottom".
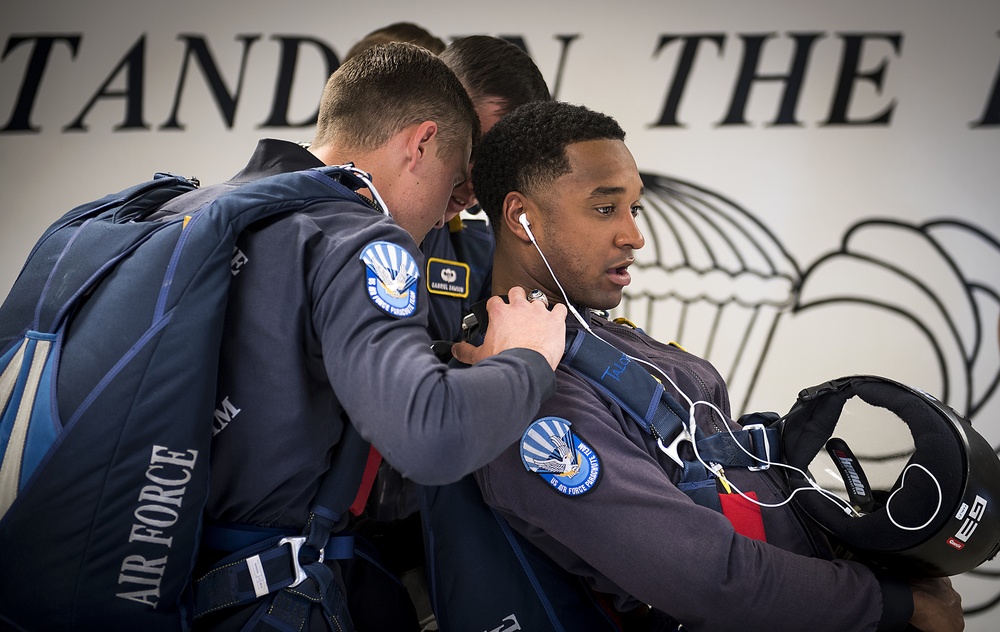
{"left": 476, "top": 369, "right": 896, "bottom": 632}
{"left": 310, "top": 207, "right": 553, "bottom": 485}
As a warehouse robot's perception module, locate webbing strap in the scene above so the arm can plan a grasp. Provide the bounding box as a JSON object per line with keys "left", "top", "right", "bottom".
{"left": 241, "top": 553, "right": 350, "bottom": 632}
{"left": 562, "top": 329, "right": 693, "bottom": 442}
{"left": 195, "top": 536, "right": 307, "bottom": 617}
{"left": 560, "top": 329, "right": 781, "bottom": 511}
{"left": 697, "top": 425, "right": 782, "bottom": 470}
{"left": 194, "top": 533, "right": 356, "bottom": 615}
{"left": 195, "top": 423, "right": 372, "bottom": 626}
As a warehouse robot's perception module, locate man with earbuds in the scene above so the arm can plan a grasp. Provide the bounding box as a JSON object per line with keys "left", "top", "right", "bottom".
{"left": 466, "top": 100, "right": 964, "bottom": 631}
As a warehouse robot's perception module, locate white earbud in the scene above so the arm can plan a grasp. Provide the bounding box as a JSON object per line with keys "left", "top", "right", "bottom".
{"left": 518, "top": 213, "right": 536, "bottom": 242}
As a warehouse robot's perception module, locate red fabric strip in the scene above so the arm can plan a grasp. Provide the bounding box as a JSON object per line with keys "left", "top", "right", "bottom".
{"left": 349, "top": 446, "right": 383, "bottom": 516}
{"left": 719, "top": 491, "right": 767, "bottom": 541}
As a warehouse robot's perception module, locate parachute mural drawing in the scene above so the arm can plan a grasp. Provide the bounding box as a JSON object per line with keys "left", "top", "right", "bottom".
{"left": 621, "top": 170, "right": 1000, "bottom": 618}
{"left": 624, "top": 172, "right": 801, "bottom": 415}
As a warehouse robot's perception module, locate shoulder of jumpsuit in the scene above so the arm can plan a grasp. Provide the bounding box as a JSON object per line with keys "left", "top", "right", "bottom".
{"left": 231, "top": 159, "right": 427, "bottom": 307}
{"left": 147, "top": 138, "right": 324, "bottom": 219}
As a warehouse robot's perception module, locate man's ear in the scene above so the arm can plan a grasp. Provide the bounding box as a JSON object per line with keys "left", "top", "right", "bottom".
{"left": 502, "top": 192, "right": 533, "bottom": 244}
{"left": 405, "top": 121, "right": 439, "bottom": 171}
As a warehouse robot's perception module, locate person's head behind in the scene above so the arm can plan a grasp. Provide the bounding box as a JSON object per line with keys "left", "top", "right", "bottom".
{"left": 474, "top": 100, "right": 644, "bottom": 310}
{"left": 441, "top": 36, "right": 551, "bottom": 132}
{"left": 312, "top": 43, "right": 479, "bottom": 241}
{"left": 343, "top": 22, "right": 446, "bottom": 61}
{"left": 441, "top": 36, "right": 551, "bottom": 218}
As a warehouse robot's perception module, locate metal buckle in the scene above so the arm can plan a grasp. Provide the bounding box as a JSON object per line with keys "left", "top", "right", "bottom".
{"left": 279, "top": 536, "right": 325, "bottom": 588}
{"left": 461, "top": 312, "right": 479, "bottom": 335}
{"left": 657, "top": 427, "right": 693, "bottom": 467}
{"left": 744, "top": 424, "right": 770, "bottom": 471}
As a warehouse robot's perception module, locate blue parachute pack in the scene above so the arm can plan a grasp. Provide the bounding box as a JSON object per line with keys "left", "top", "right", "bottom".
{"left": 0, "top": 167, "right": 380, "bottom": 631}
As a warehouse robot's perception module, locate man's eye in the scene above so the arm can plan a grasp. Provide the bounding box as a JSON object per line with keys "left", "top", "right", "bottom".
{"left": 596, "top": 205, "right": 614, "bottom": 216}
{"left": 631, "top": 204, "right": 644, "bottom": 218}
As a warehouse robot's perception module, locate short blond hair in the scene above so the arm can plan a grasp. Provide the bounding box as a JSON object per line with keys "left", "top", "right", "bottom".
{"left": 314, "top": 43, "right": 479, "bottom": 160}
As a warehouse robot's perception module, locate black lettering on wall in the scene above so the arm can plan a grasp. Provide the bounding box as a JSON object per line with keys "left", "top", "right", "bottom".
{"left": 1, "top": 34, "right": 81, "bottom": 133}
{"left": 65, "top": 36, "right": 147, "bottom": 131}
{"left": 260, "top": 35, "right": 339, "bottom": 128}
{"left": 161, "top": 34, "right": 260, "bottom": 130}
{"left": 651, "top": 34, "right": 726, "bottom": 128}
{"left": 719, "top": 32, "right": 824, "bottom": 127}
{"left": 970, "top": 31, "right": 1000, "bottom": 128}
{"left": 491, "top": 34, "right": 580, "bottom": 101}
{"left": 823, "top": 32, "right": 902, "bottom": 126}
{"left": 548, "top": 34, "right": 580, "bottom": 100}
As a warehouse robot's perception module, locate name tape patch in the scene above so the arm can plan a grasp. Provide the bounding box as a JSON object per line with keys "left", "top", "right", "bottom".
{"left": 426, "top": 257, "right": 470, "bottom": 298}
{"left": 520, "top": 417, "right": 600, "bottom": 496}
{"left": 360, "top": 241, "right": 419, "bottom": 318}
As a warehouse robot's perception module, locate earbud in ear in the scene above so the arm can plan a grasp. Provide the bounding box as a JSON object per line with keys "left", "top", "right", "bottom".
{"left": 518, "top": 213, "right": 536, "bottom": 242}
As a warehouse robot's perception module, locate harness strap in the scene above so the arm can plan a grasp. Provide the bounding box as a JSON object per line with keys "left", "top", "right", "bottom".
{"left": 697, "top": 424, "right": 781, "bottom": 471}
{"left": 202, "top": 523, "right": 358, "bottom": 557}
{"left": 560, "top": 328, "right": 782, "bottom": 512}
{"left": 563, "top": 329, "right": 693, "bottom": 442}
{"left": 195, "top": 421, "right": 374, "bottom": 629}
{"left": 235, "top": 556, "right": 351, "bottom": 632}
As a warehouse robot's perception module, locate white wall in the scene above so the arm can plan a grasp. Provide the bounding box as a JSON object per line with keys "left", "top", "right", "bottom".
{"left": 3, "top": 0, "right": 999, "bottom": 627}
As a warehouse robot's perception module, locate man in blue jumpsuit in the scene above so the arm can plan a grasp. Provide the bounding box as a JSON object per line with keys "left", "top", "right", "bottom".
{"left": 469, "top": 100, "right": 964, "bottom": 631}
{"left": 158, "top": 44, "right": 566, "bottom": 631}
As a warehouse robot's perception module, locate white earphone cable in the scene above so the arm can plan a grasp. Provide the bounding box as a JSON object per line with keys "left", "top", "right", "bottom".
{"left": 524, "top": 218, "right": 939, "bottom": 526}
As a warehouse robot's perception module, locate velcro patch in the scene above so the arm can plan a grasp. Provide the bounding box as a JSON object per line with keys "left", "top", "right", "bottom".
{"left": 426, "top": 258, "right": 470, "bottom": 298}
{"left": 360, "top": 241, "right": 419, "bottom": 318}
{"left": 520, "top": 417, "right": 600, "bottom": 496}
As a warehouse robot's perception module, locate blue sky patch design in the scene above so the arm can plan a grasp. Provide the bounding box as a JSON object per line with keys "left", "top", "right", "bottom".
{"left": 520, "top": 417, "right": 600, "bottom": 496}
{"left": 360, "top": 241, "right": 419, "bottom": 318}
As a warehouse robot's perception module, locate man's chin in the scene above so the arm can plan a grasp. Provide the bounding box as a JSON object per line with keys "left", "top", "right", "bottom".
{"left": 578, "top": 291, "right": 623, "bottom": 312}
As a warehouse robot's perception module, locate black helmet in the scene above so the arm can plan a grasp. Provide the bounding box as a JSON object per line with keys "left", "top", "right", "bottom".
{"left": 780, "top": 375, "right": 1000, "bottom": 577}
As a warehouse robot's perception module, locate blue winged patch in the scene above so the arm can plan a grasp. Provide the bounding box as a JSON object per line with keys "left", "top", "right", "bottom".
{"left": 520, "top": 417, "right": 600, "bottom": 496}
{"left": 360, "top": 241, "right": 419, "bottom": 318}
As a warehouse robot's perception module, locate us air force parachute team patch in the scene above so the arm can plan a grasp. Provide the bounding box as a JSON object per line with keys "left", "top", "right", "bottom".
{"left": 520, "top": 417, "right": 600, "bottom": 496}
{"left": 360, "top": 241, "right": 419, "bottom": 317}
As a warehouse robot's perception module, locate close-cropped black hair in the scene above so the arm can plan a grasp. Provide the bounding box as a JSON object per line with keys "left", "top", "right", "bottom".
{"left": 472, "top": 100, "right": 625, "bottom": 238}
{"left": 441, "top": 36, "right": 551, "bottom": 115}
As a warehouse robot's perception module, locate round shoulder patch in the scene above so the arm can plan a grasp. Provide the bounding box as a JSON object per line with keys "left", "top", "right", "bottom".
{"left": 359, "top": 240, "right": 420, "bottom": 318}
{"left": 520, "top": 417, "right": 601, "bottom": 496}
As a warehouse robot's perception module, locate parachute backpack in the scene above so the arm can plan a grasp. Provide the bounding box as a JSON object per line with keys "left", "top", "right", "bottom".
{"left": 0, "top": 166, "right": 378, "bottom": 631}
{"left": 780, "top": 375, "right": 1000, "bottom": 577}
